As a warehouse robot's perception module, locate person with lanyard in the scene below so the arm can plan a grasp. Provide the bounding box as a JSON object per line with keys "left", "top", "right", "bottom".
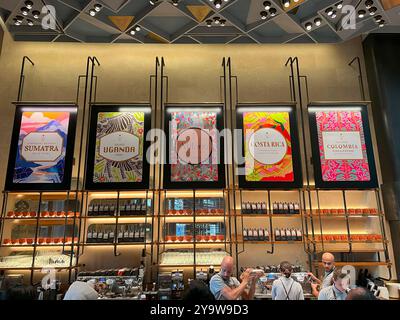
{"left": 308, "top": 252, "right": 336, "bottom": 297}
{"left": 318, "top": 267, "right": 349, "bottom": 300}
{"left": 271, "top": 261, "right": 304, "bottom": 300}
{"left": 209, "top": 256, "right": 261, "bottom": 300}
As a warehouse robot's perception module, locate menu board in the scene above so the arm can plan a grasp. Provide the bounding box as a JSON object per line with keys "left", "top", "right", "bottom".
{"left": 308, "top": 105, "right": 378, "bottom": 189}
{"left": 164, "top": 105, "right": 225, "bottom": 189}
{"left": 5, "top": 104, "right": 77, "bottom": 191}
{"left": 85, "top": 105, "right": 151, "bottom": 190}
{"left": 237, "top": 105, "right": 302, "bottom": 189}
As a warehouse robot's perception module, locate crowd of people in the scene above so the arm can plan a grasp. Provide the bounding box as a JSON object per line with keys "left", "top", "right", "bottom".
{"left": 59, "top": 251, "right": 378, "bottom": 301}
{"left": 205, "top": 252, "right": 377, "bottom": 301}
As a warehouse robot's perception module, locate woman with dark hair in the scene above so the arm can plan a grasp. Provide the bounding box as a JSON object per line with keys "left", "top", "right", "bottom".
{"left": 182, "top": 279, "right": 215, "bottom": 301}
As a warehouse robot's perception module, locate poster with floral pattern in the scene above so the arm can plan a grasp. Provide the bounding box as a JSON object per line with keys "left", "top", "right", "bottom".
{"left": 244, "top": 111, "right": 294, "bottom": 182}
{"left": 315, "top": 110, "right": 371, "bottom": 182}
{"left": 93, "top": 112, "right": 145, "bottom": 183}
{"left": 170, "top": 111, "right": 219, "bottom": 182}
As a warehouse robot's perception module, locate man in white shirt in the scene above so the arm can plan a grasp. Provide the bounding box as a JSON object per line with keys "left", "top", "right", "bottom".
{"left": 271, "top": 261, "right": 304, "bottom": 300}
{"left": 318, "top": 268, "right": 349, "bottom": 300}
{"left": 63, "top": 280, "right": 104, "bottom": 300}
{"left": 209, "top": 256, "right": 260, "bottom": 300}
{"left": 308, "top": 252, "right": 336, "bottom": 297}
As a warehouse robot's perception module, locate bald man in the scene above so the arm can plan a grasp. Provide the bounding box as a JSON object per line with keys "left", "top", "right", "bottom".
{"left": 209, "top": 256, "right": 260, "bottom": 300}
{"left": 308, "top": 252, "right": 336, "bottom": 297}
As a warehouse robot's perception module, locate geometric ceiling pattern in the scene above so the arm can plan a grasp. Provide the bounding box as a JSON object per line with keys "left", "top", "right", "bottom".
{"left": 0, "top": 0, "right": 399, "bottom": 43}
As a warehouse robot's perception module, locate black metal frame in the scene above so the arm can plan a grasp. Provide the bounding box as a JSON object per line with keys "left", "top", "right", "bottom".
{"left": 4, "top": 103, "right": 78, "bottom": 192}
{"left": 84, "top": 104, "right": 152, "bottom": 190}
{"left": 235, "top": 103, "right": 303, "bottom": 189}
{"left": 308, "top": 103, "right": 378, "bottom": 189}
{"left": 162, "top": 103, "right": 226, "bottom": 190}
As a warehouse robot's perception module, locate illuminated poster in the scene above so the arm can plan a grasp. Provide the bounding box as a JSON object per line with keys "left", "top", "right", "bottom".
{"left": 5, "top": 104, "right": 77, "bottom": 191}
{"left": 85, "top": 105, "right": 151, "bottom": 190}
{"left": 308, "top": 105, "right": 378, "bottom": 189}
{"left": 164, "top": 105, "right": 225, "bottom": 189}
{"left": 237, "top": 105, "right": 302, "bottom": 189}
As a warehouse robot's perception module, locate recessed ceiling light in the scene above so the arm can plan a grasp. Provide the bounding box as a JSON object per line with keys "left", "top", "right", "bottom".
{"left": 358, "top": 10, "right": 366, "bottom": 18}
{"left": 220, "top": 19, "right": 226, "bottom": 26}
{"left": 213, "top": 16, "right": 221, "bottom": 24}
{"left": 150, "top": 0, "right": 158, "bottom": 5}
{"left": 27, "top": 19, "right": 34, "bottom": 26}
{"left": 206, "top": 19, "right": 212, "bottom": 27}
{"left": 305, "top": 22, "right": 312, "bottom": 31}
{"left": 13, "top": 18, "right": 21, "bottom": 26}
{"left": 336, "top": 1, "right": 343, "bottom": 9}
{"left": 130, "top": 29, "right": 136, "bottom": 35}
{"left": 16, "top": 15, "right": 24, "bottom": 23}
{"left": 326, "top": 7, "right": 333, "bottom": 16}
{"left": 374, "top": 15, "right": 382, "bottom": 22}
{"left": 94, "top": 4, "right": 102, "bottom": 12}
{"left": 269, "top": 8, "right": 277, "bottom": 16}
{"left": 283, "top": 0, "right": 290, "bottom": 8}
{"left": 21, "top": 7, "right": 29, "bottom": 16}
{"left": 32, "top": 10, "right": 40, "bottom": 19}
{"left": 331, "top": 10, "right": 337, "bottom": 19}
{"left": 172, "top": 0, "right": 179, "bottom": 6}
{"left": 314, "top": 18, "right": 322, "bottom": 26}
{"left": 135, "top": 25, "right": 141, "bottom": 32}
{"left": 263, "top": 1, "right": 271, "bottom": 10}
{"left": 25, "top": 1, "right": 33, "bottom": 10}
{"left": 214, "top": 0, "right": 222, "bottom": 9}
{"left": 369, "top": 7, "right": 377, "bottom": 15}
{"left": 260, "top": 11, "right": 268, "bottom": 20}
{"left": 379, "top": 20, "right": 385, "bottom": 27}
{"left": 365, "top": 0, "right": 374, "bottom": 9}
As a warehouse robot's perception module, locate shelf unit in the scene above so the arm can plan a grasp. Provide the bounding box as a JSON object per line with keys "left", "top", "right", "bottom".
{"left": 303, "top": 188, "right": 391, "bottom": 278}
{"left": 235, "top": 189, "right": 308, "bottom": 271}
{"left": 0, "top": 191, "right": 83, "bottom": 284}
{"left": 156, "top": 189, "right": 232, "bottom": 277}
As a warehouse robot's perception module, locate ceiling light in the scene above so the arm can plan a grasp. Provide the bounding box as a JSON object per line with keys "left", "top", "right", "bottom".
{"left": 220, "top": 19, "right": 226, "bottom": 26}
{"left": 13, "top": 18, "right": 21, "bottom": 26}
{"left": 283, "top": 0, "right": 290, "bottom": 8}
{"left": 269, "top": 8, "right": 277, "bottom": 16}
{"left": 206, "top": 19, "right": 212, "bottom": 27}
{"left": 326, "top": 7, "right": 333, "bottom": 16}
{"left": 358, "top": 10, "right": 366, "bottom": 18}
{"left": 172, "top": 0, "right": 179, "bottom": 6}
{"left": 32, "top": 10, "right": 40, "bottom": 19}
{"left": 263, "top": 1, "right": 271, "bottom": 10}
{"left": 331, "top": 10, "right": 337, "bottom": 19}
{"left": 378, "top": 20, "right": 385, "bottom": 27}
{"left": 336, "top": 1, "right": 343, "bottom": 9}
{"left": 374, "top": 15, "right": 382, "bottom": 22}
{"left": 27, "top": 19, "right": 34, "bottom": 26}
{"left": 135, "top": 25, "right": 141, "bottom": 32}
{"left": 25, "top": 1, "right": 33, "bottom": 10}
{"left": 89, "top": 9, "right": 96, "bottom": 16}
{"left": 16, "top": 15, "right": 24, "bottom": 23}
{"left": 213, "top": 16, "right": 221, "bottom": 24}
{"left": 21, "top": 7, "right": 29, "bottom": 16}
{"left": 305, "top": 22, "right": 312, "bottom": 31}
{"left": 94, "top": 4, "right": 102, "bottom": 12}
{"left": 260, "top": 11, "right": 268, "bottom": 20}
{"left": 365, "top": 0, "right": 374, "bottom": 9}
{"left": 214, "top": 0, "right": 222, "bottom": 9}
{"left": 369, "top": 7, "right": 377, "bottom": 15}
{"left": 130, "top": 29, "right": 136, "bottom": 35}
{"left": 150, "top": 0, "right": 158, "bottom": 5}
{"left": 314, "top": 17, "right": 322, "bottom": 26}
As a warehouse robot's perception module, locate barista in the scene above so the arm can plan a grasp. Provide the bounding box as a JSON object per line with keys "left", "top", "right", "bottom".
{"left": 308, "top": 252, "right": 336, "bottom": 297}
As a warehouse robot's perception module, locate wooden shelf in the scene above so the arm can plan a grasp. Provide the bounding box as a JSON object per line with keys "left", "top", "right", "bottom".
{"left": 83, "top": 242, "right": 151, "bottom": 246}
{"left": 314, "top": 248, "right": 386, "bottom": 253}
{"left": 306, "top": 214, "right": 383, "bottom": 218}
{"left": 313, "top": 261, "right": 391, "bottom": 267}
{"left": 240, "top": 214, "right": 301, "bottom": 218}
{"left": 159, "top": 241, "right": 228, "bottom": 245}
{"left": 1, "top": 243, "right": 78, "bottom": 248}
{"left": 0, "top": 266, "right": 78, "bottom": 271}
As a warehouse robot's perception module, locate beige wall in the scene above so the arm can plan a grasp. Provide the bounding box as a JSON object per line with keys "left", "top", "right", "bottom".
{"left": 1, "top": 28, "right": 396, "bottom": 280}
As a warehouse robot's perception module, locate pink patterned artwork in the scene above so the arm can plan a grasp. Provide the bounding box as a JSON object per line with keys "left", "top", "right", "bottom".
{"left": 316, "top": 110, "right": 371, "bottom": 182}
